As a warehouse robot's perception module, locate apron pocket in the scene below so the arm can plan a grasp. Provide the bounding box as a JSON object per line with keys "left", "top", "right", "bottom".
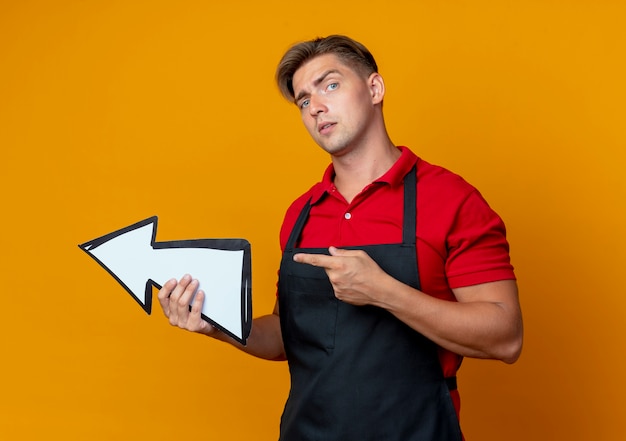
{"left": 285, "top": 275, "right": 338, "bottom": 351}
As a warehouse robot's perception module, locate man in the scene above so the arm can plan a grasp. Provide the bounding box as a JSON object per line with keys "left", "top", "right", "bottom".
{"left": 158, "top": 35, "right": 523, "bottom": 440}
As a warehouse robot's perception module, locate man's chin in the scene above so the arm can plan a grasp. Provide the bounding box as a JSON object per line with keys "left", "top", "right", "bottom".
{"left": 316, "top": 140, "right": 351, "bottom": 156}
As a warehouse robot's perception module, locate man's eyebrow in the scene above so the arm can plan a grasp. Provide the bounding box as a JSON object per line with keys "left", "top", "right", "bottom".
{"left": 294, "top": 69, "right": 341, "bottom": 104}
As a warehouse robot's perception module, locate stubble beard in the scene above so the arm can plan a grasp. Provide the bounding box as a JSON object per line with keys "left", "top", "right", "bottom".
{"left": 314, "top": 125, "right": 359, "bottom": 157}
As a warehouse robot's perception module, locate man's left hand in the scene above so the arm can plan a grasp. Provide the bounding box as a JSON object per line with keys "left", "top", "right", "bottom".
{"left": 293, "top": 246, "right": 388, "bottom": 306}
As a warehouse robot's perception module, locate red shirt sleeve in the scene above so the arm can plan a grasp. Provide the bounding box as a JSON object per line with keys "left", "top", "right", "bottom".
{"left": 445, "top": 189, "right": 515, "bottom": 288}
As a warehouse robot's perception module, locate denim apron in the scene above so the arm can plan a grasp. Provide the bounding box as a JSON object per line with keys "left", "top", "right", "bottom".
{"left": 278, "top": 167, "right": 462, "bottom": 441}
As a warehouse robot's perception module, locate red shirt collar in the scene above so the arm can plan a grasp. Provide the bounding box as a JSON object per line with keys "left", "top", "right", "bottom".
{"left": 309, "top": 146, "right": 418, "bottom": 205}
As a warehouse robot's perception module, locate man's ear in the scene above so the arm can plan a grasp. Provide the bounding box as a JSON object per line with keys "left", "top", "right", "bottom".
{"left": 368, "top": 72, "right": 385, "bottom": 105}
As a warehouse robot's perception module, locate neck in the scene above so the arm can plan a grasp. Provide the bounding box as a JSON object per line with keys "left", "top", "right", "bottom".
{"left": 332, "top": 137, "right": 400, "bottom": 203}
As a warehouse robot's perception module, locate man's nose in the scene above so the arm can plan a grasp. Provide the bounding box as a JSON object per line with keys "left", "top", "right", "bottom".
{"left": 308, "top": 95, "right": 327, "bottom": 116}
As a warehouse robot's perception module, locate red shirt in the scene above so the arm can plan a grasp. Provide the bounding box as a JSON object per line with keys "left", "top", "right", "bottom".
{"left": 278, "top": 146, "right": 516, "bottom": 418}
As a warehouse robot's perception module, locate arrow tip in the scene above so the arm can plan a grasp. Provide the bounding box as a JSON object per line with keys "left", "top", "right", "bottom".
{"left": 78, "top": 216, "right": 159, "bottom": 314}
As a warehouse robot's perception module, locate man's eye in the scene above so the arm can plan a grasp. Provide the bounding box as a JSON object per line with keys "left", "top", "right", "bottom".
{"left": 300, "top": 99, "right": 310, "bottom": 109}
{"left": 328, "top": 82, "right": 338, "bottom": 90}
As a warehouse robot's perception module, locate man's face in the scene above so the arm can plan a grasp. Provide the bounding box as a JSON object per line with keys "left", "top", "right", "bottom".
{"left": 291, "top": 54, "right": 380, "bottom": 156}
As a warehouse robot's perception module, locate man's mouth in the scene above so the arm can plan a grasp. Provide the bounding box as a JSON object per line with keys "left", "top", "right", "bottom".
{"left": 318, "top": 122, "right": 335, "bottom": 134}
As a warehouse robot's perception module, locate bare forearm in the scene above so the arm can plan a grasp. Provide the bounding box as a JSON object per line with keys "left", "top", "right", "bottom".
{"left": 211, "top": 313, "right": 286, "bottom": 361}
{"left": 375, "top": 278, "right": 523, "bottom": 363}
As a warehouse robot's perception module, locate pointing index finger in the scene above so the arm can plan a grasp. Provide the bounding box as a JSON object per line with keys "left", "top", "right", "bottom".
{"left": 293, "top": 250, "right": 336, "bottom": 269}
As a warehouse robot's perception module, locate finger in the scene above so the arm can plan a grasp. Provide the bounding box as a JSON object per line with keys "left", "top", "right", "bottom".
{"left": 329, "top": 246, "right": 363, "bottom": 258}
{"left": 175, "top": 278, "right": 199, "bottom": 323}
{"left": 157, "top": 278, "right": 177, "bottom": 301}
{"left": 293, "top": 252, "right": 336, "bottom": 269}
{"left": 328, "top": 246, "right": 344, "bottom": 256}
{"left": 190, "top": 289, "right": 205, "bottom": 315}
{"left": 184, "top": 290, "right": 218, "bottom": 335}
{"left": 189, "top": 290, "right": 214, "bottom": 334}
{"left": 168, "top": 274, "right": 192, "bottom": 324}
{"left": 157, "top": 278, "right": 178, "bottom": 316}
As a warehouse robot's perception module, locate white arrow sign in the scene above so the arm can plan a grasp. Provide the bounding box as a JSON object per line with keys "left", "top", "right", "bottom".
{"left": 79, "top": 216, "right": 252, "bottom": 345}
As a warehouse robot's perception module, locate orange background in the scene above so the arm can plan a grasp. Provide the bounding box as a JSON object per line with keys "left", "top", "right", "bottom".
{"left": 1, "top": 1, "right": 624, "bottom": 440}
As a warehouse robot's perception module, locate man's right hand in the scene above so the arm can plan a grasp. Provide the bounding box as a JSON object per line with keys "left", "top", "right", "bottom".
{"left": 157, "top": 274, "right": 217, "bottom": 336}
{"left": 158, "top": 275, "right": 286, "bottom": 360}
